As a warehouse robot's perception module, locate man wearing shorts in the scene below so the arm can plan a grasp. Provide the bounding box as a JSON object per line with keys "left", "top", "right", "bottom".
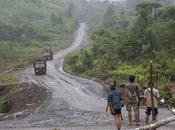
{"left": 106, "top": 85, "right": 123, "bottom": 130}
{"left": 125, "top": 75, "right": 140, "bottom": 125}
{"left": 144, "top": 84, "right": 160, "bottom": 125}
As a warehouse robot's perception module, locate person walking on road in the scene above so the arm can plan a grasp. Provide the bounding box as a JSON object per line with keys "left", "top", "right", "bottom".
{"left": 117, "top": 84, "right": 126, "bottom": 120}
{"left": 125, "top": 75, "right": 140, "bottom": 125}
{"left": 144, "top": 82, "right": 160, "bottom": 125}
{"left": 106, "top": 85, "right": 123, "bottom": 130}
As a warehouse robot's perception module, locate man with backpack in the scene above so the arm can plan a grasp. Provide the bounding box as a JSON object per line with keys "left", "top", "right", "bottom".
{"left": 106, "top": 85, "right": 123, "bottom": 130}
{"left": 125, "top": 75, "right": 140, "bottom": 125}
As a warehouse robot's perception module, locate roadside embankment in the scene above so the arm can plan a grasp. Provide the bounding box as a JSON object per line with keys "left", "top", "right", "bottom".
{"left": 0, "top": 82, "right": 51, "bottom": 120}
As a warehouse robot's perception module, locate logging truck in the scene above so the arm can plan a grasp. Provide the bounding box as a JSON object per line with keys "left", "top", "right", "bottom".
{"left": 33, "top": 59, "right": 47, "bottom": 75}
{"left": 42, "top": 48, "right": 53, "bottom": 61}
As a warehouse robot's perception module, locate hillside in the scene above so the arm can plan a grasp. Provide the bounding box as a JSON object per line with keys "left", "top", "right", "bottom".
{"left": 0, "top": 0, "right": 77, "bottom": 83}
{"left": 64, "top": 1, "right": 175, "bottom": 106}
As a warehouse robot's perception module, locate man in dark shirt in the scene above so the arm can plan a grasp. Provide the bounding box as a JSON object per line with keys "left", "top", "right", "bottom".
{"left": 106, "top": 85, "right": 122, "bottom": 130}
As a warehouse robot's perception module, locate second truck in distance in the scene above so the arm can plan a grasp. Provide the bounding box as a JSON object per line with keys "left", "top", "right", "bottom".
{"left": 42, "top": 49, "right": 53, "bottom": 61}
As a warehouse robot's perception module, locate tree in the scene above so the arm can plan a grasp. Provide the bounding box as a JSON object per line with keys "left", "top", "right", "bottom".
{"left": 132, "top": 116, "right": 175, "bottom": 130}
{"left": 66, "top": 2, "right": 75, "bottom": 17}
{"left": 51, "top": 13, "right": 63, "bottom": 25}
{"left": 102, "top": 4, "right": 119, "bottom": 29}
{"left": 80, "top": 50, "right": 93, "bottom": 70}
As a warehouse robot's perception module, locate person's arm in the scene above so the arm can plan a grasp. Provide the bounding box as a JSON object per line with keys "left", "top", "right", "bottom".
{"left": 143, "top": 89, "right": 147, "bottom": 107}
{"left": 137, "top": 85, "right": 140, "bottom": 101}
{"left": 120, "top": 92, "right": 122, "bottom": 102}
{"left": 106, "top": 102, "right": 110, "bottom": 112}
{"left": 157, "top": 90, "right": 160, "bottom": 100}
{"left": 120, "top": 92, "right": 124, "bottom": 107}
{"left": 124, "top": 87, "right": 128, "bottom": 105}
{"left": 106, "top": 95, "right": 111, "bottom": 112}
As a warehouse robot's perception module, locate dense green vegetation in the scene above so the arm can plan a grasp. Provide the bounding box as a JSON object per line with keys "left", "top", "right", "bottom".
{"left": 160, "top": 86, "right": 175, "bottom": 107}
{"left": 64, "top": 1, "right": 175, "bottom": 106}
{"left": 0, "top": 0, "right": 81, "bottom": 83}
{"left": 0, "top": 0, "right": 111, "bottom": 84}
{"left": 0, "top": 0, "right": 80, "bottom": 111}
{"left": 64, "top": 0, "right": 175, "bottom": 106}
{"left": 65, "top": 1, "right": 175, "bottom": 84}
{"left": 0, "top": 0, "right": 110, "bottom": 112}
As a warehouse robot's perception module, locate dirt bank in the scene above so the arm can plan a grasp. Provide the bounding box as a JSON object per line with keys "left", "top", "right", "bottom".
{"left": 0, "top": 82, "right": 51, "bottom": 120}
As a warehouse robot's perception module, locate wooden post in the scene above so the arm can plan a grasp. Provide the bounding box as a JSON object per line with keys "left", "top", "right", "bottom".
{"left": 150, "top": 61, "right": 156, "bottom": 130}
{"left": 155, "top": 72, "right": 159, "bottom": 89}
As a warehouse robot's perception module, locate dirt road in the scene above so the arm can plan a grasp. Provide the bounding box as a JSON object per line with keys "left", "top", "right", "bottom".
{"left": 0, "top": 23, "right": 175, "bottom": 130}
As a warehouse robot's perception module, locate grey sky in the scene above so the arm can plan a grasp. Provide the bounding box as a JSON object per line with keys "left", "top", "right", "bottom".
{"left": 87, "top": 0, "right": 125, "bottom": 1}
{"left": 102, "top": 0, "right": 125, "bottom": 1}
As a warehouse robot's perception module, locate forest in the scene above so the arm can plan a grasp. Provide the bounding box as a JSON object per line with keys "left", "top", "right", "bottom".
{"left": 0, "top": 0, "right": 77, "bottom": 82}
{"left": 0, "top": 0, "right": 108, "bottom": 83}
{"left": 0, "top": 0, "right": 111, "bottom": 113}
{"left": 64, "top": 0, "right": 175, "bottom": 105}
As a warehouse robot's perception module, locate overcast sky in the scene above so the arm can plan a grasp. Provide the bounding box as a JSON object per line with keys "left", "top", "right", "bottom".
{"left": 100, "top": 0, "right": 125, "bottom": 1}
{"left": 102, "top": 0, "right": 125, "bottom": 1}
{"left": 87, "top": 0, "right": 125, "bottom": 2}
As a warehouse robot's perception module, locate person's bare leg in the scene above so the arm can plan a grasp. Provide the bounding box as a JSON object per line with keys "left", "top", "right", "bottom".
{"left": 155, "top": 116, "right": 157, "bottom": 122}
{"left": 121, "top": 113, "right": 123, "bottom": 120}
{"left": 114, "top": 114, "right": 121, "bottom": 130}
{"left": 133, "top": 105, "right": 139, "bottom": 123}
{"left": 145, "top": 115, "right": 149, "bottom": 125}
{"left": 138, "top": 108, "right": 140, "bottom": 123}
{"left": 117, "top": 114, "right": 122, "bottom": 129}
{"left": 134, "top": 111, "right": 138, "bottom": 123}
{"left": 135, "top": 111, "right": 141, "bottom": 125}
{"left": 128, "top": 111, "right": 132, "bottom": 124}
{"left": 133, "top": 111, "right": 136, "bottom": 122}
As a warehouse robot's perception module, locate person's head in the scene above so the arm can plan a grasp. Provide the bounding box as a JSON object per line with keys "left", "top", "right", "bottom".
{"left": 110, "top": 85, "right": 116, "bottom": 91}
{"left": 129, "top": 75, "right": 135, "bottom": 83}
{"left": 148, "top": 81, "right": 153, "bottom": 86}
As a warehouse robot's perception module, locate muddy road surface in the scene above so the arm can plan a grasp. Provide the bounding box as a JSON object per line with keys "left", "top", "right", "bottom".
{"left": 0, "top": 23, "right": 108, "bottom": 128}
{"left": 0, "top": 23, "right": 175, "bottom": 130}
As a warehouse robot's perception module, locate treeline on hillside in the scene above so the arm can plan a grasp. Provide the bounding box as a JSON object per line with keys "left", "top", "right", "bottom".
{"left": 65, "top": 1, "right": 175, "bottom": 83}
{"left": 0, "top": 0, "right": 77, "bottom": 41}
{"left": 125, "top": 0, "right": 175, "bottom": 10}
{"left": 0, "top": 0, "right": 111, "bottom": 84}
{"left": 0, "top": 0, "right": 78, "bottom": 72}
{"left": 0, "top": 0, "right": 110, "bottom": 73}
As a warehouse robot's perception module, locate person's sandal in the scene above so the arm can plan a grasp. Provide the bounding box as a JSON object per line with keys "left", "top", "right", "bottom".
{"left": 136, "top": 122, "right": 141, "bottom": 126}
{"left": 128, "top": 122, "right": 132, "bottom": 125}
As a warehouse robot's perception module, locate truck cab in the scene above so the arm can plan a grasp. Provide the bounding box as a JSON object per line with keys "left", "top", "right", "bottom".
{"left": 42, "top": 49, "right": 53, "bottom": 61}
{"left": 33, "top": 60, "right": 47, "bottom": 75}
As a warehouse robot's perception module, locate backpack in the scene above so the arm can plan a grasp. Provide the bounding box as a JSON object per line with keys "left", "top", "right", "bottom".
{"left": 126, "top": 85, "right": 138, "bottom": 102}
{"left": 111, "top": 92, "right": 121, "bottom": 109}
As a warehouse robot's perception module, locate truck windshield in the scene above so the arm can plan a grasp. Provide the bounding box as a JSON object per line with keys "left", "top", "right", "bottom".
{"left": 43, "top": 52, "right": 50, "bottom": 56}
{"left": 34, "top": 62, "right": 45, "bottom": 68}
